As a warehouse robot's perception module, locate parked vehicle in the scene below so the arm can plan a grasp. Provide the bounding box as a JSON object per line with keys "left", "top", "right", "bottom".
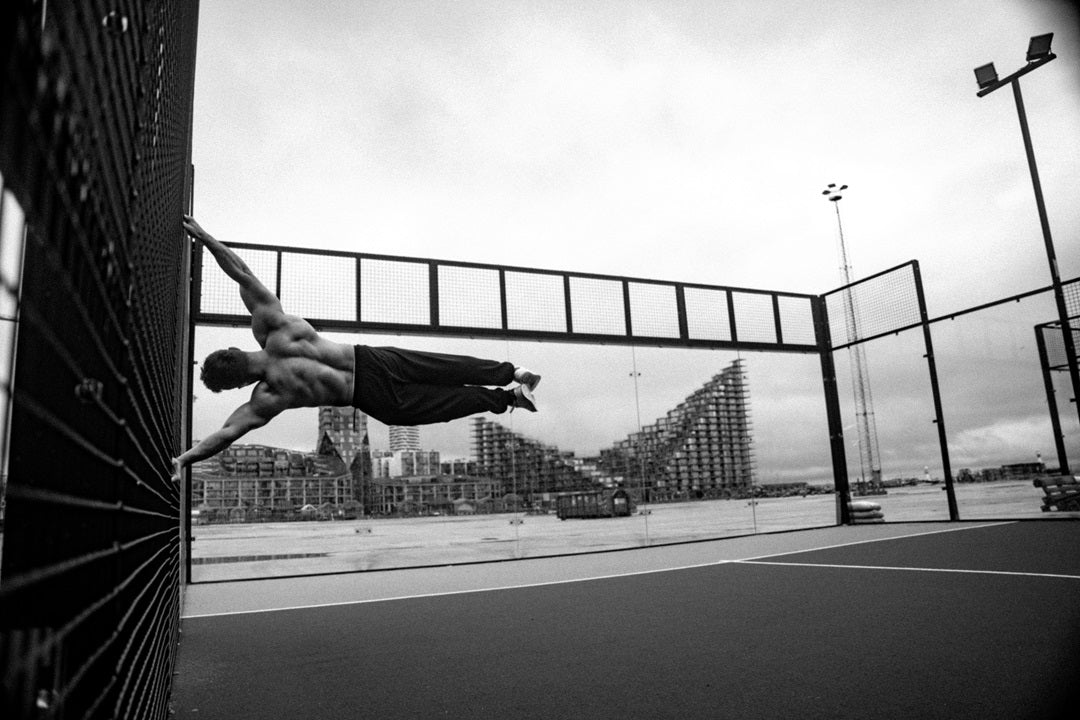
{"left": 556, "top": 488, "right": 634, "bottom": 520}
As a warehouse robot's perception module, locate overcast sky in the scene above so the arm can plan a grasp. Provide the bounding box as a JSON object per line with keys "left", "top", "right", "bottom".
{"left": 188, "top": 0, "right": 1080, "bottom": 483}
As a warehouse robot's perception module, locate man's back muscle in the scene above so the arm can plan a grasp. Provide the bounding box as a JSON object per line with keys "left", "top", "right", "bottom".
{"left": 260, "top": 315, "right": 353, "bottom": 408}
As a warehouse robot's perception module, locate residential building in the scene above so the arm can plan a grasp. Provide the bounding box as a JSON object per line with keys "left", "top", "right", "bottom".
{"left": 441, "top": 458, "right": 477, "bottom": 476}
{"left": 388, "top": 426, "right": 420, "bottom": 452}
{"left": 368, "top": 475, "right": 503, "bottom": 516}
{"left": 599, "top": 359, "right": 753, "bottom": 501}
{"left": 190, "top": 444, "right": 355, "bottom": 523}
{"left": 317, "top": 406, "right": 367, "bottom": 469}
{"left": 371, "top": 449, "right": 442, "bottom": 479}
{"left": 471, "top": 419, "right": 595, "bottom": 504}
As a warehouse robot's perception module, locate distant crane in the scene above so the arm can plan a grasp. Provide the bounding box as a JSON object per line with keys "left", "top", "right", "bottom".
{"left": 823, "top": 184, "right": 882, "bottom": 492}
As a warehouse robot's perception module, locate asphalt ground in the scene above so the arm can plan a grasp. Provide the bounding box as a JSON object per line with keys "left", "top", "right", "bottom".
{"left": 173, "top": 521, "right": 1080, "bottom": 719}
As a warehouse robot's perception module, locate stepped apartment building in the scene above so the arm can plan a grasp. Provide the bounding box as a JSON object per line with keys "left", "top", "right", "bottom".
{"left": 471, "top": 419, "right": 595, "bottom": 505}
{"left": 600, "top": 359, "right": 753, "bottom": 501}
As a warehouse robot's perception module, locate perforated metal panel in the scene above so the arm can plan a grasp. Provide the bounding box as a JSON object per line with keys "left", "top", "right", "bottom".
{"left": 0, "top": 2, "right": 198, "bottom": 718}
{"left": 822, "top": 262, "right": 922, "bottom": 350}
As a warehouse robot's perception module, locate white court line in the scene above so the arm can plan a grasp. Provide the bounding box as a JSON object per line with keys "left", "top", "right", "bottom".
{"left": 182, "top": 521, "right": 1022, "bottom": 619}
{"left": 736, "top": 560, "right": 1080, "bottom": 581}
{"left": 183, "top": 559, "right": 743, "bottom": 619}
{"left": 741, "top": 520, "right": 1017, "bottom": 562}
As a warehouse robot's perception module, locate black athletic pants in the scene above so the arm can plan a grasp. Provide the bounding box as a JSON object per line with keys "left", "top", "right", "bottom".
{"left": 352, "top": 345, "right": 516, "bottom": 426}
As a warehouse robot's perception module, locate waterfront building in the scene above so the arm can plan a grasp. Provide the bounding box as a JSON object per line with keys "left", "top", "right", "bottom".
{"left": 190, "top": 444, "right": 355, "bottom": 523}
{"left": 470, "top": 419, "right": 595, "bottom": 505}
{"left": 388, "top": 426, "right": 420, "bottom": 452}
{"left": 599, "top": 359, "right": 753, "bottom": 501}
{"left": 317, "top": 406, "right": 367, "bottom": 469}
{"left": 367, "top": 475, "right": 503, "bottom": 516}
{"left": 371, "top": 449, "right": 442, "bottom": 479}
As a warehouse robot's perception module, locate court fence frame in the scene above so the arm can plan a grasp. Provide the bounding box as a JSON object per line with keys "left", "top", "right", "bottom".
{"left": 191, "top": 245, "right": 1080, "bottom": 555}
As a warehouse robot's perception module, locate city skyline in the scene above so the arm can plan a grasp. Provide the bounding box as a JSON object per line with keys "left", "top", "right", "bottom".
{"left": 199, "top": 360, "right": 755, "bottom": 480}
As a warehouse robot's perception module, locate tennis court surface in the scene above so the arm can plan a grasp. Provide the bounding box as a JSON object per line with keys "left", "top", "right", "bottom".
{"left": 174, "top": 521, "right": 1080, "bottom": 719}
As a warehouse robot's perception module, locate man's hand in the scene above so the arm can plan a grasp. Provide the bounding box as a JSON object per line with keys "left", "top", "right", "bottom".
{"left": 171, "top": 457, "right": 184, "bottom": 484}
{"left": 183, "top": 214, "right": 212, "bottom": 243}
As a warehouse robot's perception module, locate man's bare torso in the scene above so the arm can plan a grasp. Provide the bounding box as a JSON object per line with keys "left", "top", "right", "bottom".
{"left": 256, "top": 315, "right": 354, "bottom": 409}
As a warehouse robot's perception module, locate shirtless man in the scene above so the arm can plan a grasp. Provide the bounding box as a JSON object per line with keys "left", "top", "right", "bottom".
{"left": 171, "top": 216, "right": 539, "bottom": 482}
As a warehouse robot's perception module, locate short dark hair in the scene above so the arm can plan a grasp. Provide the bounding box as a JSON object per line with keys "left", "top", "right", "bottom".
{"left": 200, "top": 347, "right": 251, "bottom": 392}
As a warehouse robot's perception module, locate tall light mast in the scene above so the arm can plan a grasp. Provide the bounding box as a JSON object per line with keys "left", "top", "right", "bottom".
{"left": 823, "top": 184, "right": 882, "bottom": 491}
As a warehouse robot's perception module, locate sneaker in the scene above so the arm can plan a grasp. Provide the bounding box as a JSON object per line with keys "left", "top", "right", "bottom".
{"left": 514, "top": 368, "right": 542, "bottom": 391}
{"left": 512, "top": 385, "right": 537, "bottom": 413}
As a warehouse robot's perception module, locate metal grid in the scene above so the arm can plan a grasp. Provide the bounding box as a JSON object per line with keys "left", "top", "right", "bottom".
{"left": 627, "top": 282, "right": 680, "bottom": 339}
{"left": 568, "top": 276, "right": 627, "bottom": 336}
{"left": 823, "top": 262, "right": 921, "bottom": 349}
{"left": 0, "top": 3, "right": 197, "bottom": 719}
{"left": 194, "top": 243, "right": 822, "bottom": 353}
{"left": 731, "top": 291, "right": 777, "bottom": 344}
{"left": 280, "top": 252, "right": 356, "bottom": 323}
{"left": 1039, "top": 322, "right": 1080, "bottom": 371}
{"left": 1064, "top": 278, "right": 1079, "bottom": 319}
{"left": 359, "top": 258, "right": 429, "bottom": 326}
{"left": 683, "top": 287, "right": 732, "bottom": 341}
{"left": 199, "top": 248, "right": 277, "bottom": 316}
{"left": 437, "top": 264, "right": 502, "bottom": 329}
{"left": 777, "top": 294, "right": 816, "bottom": 345}
{"left": 505, "top": 271, "right": 566, "bottom": 333}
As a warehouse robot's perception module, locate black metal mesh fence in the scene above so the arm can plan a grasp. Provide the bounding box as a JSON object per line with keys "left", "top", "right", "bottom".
{"left": 1064, "top": 278, "right": 1080, "bottom": 319}
{"left": 823, "top": 262, "right": 922, "bottom": 350}
{"left": 195, "top": 244, "right": 821, "bottom": 354}
{"left": 0, "top": 2, "right": 198, "bottom": 718}
{"left": 1039, "top": 320, "right": 1080, "bottom": 371}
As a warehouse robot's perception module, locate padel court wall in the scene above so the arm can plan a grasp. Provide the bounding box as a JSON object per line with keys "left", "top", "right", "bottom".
{"left": 0, "top": 2, "right": 199, "bottom": 718}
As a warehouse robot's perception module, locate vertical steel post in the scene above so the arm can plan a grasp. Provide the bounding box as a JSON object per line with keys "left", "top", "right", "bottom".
{"left": 562, "top": 274, "right": 574, "bottom": 334}
{"left": 1012, "top": 78, "right": 1080, "bottom": 428}
{"left": 355, "top": 256, "right": 363, "bottom": 325}
{"left": 1035, "top": 323, "right": 1070, "bottom": 474}
{"left": 428, "top": 262, "right": 439, "bottom": 327}
{"left": 913, "top": 261, "right": 958, "bottom": 520}
{"left": 184, "top": 239, "right": 202, "bottom": 584}
{"left": 812, "top": 296, "right": 851, "bottom": 524}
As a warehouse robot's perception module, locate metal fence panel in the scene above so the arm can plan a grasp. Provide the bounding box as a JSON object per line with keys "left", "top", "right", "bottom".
{"left": 0, "top": 2, "right": 198, "bottom": 718}
{"left": 195, "top": 244, "right": 821, "bottom": 354}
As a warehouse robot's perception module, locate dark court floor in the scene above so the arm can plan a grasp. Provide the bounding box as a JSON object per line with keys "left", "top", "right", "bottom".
{"left": 174, "top": 521, "right": 1080, "bottom": 719}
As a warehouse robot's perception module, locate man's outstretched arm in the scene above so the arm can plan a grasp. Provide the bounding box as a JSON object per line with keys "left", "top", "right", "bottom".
{"left": 171, "top": 391, "right": 284, "bottom": 482}
{"left": 183, "top": 215, "right": 284, "bottom": 342}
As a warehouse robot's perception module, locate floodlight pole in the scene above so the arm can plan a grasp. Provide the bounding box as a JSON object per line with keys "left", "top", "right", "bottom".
{"left": 977, "top": 52, "right": 1080, "bottom": 434}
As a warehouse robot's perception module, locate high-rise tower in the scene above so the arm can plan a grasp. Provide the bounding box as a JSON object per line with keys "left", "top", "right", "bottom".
{"left": 388, "top": 426, "right": 420, "bottom": 452}
{"left": 317, "top": 406, "right": 368, "bottom": 469}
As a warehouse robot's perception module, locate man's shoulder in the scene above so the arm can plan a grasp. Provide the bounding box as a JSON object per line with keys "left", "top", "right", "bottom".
{"left": 261, "top": 314, "right": 318, "bottom": 345}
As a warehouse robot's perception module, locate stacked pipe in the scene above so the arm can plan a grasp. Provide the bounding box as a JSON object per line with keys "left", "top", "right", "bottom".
{"left": 848, "top": 500, "right": 885, "bottom": 524}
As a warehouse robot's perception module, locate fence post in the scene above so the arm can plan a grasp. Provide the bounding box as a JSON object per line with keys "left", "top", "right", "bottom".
{"left": 1035, "top": 323, "right": 1070, "bottom": 475}
{"left": 913, "top": 261, "right": 958, "bottom": 520}
{"left": 812, "top": 296, "right": 851, "bottom": 525}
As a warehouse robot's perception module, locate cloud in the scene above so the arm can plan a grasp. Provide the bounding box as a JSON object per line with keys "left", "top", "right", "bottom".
{"left": 948, "top": 415, "right": 1064, "bottom": 468}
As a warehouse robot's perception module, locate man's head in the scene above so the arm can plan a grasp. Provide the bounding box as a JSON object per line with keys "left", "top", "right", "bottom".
{"left": 200, "top": 347, "right": 253, "bottom": 392}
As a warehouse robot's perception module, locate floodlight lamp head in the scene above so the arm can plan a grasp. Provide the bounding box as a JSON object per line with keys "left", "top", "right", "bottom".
{"left": 1026, "top": 33, "right": 1053, "bottom": 62}
{"left": 822, "top": 183, "right": 847, "bottom": 202}
{"left": 974, "top": 62, "right": 998, "bottom": 89}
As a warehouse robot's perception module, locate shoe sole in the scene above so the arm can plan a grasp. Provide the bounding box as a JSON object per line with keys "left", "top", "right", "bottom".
{"left": 516, "top": 385, "right": 537, "bottom": 412}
